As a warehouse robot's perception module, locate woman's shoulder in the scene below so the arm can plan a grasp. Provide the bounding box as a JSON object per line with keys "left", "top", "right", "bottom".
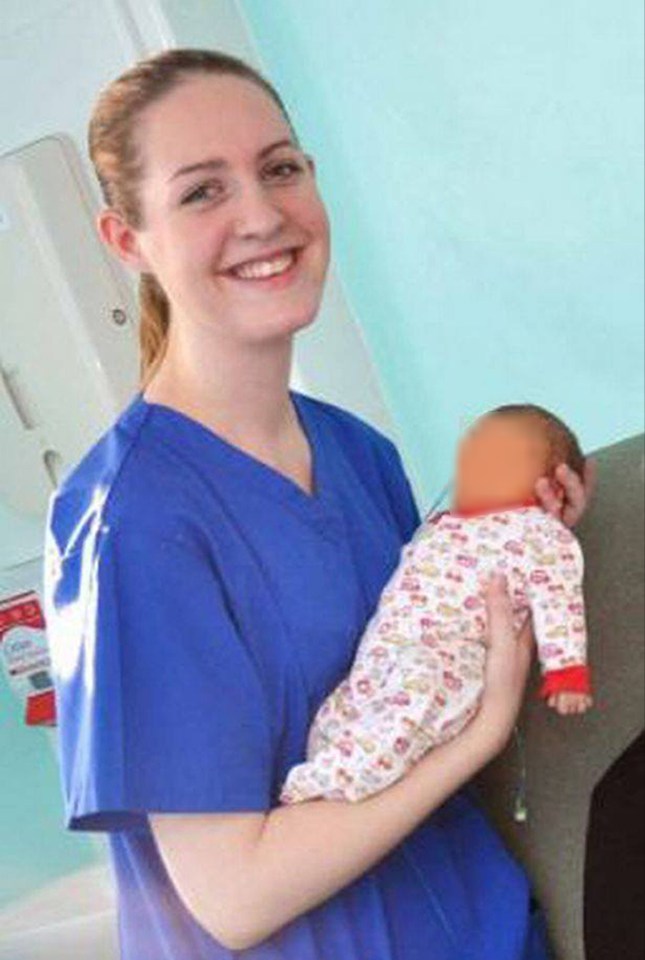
{"left": 46, "top": 394, "right": 203, "bottom": 559}
{"left": 296, "top": 389, "right": 400, "bottom": 460}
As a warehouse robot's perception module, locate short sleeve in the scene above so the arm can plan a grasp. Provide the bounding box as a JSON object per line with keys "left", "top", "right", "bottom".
{"left": 46, "top": 518, "right": 274, "bottom": 833}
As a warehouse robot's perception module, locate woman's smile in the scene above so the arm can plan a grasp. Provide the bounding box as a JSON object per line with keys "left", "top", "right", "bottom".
{"left": 220, "top": 244, "right": 306, "bottom": 290}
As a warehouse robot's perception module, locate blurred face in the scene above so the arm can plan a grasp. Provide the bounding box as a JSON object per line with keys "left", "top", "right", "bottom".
{"left": 454, "top": 414, "right": 549, "bottom": 512}
{"left": 118, "top": 72, "right": 330, "bottom": 343}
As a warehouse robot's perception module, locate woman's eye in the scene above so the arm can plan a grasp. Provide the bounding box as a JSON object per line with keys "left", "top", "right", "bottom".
{"left": 181, "top": 182, "right": 224, "bottom": 205}
{"left": 265, "top": 161, "right": 304, "bottom": 181}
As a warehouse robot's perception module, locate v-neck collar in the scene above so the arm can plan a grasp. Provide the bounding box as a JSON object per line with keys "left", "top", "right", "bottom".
{"left": 130, "top": 387, "right": 342, "bottom": 531}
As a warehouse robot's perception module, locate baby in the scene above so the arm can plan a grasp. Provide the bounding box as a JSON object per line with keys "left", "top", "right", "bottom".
{"left": 280, "top": 403, "right": 593, "bottom": 804}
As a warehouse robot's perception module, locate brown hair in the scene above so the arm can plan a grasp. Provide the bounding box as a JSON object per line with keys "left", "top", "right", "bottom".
{"left": 490, "top": 403, "right": 586, "bottom": 480}
{"left": 87, "top": 48, "right": 301, "bottom": 389}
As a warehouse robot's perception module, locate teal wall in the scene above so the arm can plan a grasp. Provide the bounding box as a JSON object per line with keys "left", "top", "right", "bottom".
{"left": 241, "top": 0, "right": 644, "bottom": 505}
{"left": 0, "top": 668, "right": 95, "bottom": 909}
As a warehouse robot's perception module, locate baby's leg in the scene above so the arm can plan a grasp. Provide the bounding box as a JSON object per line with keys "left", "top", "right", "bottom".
{"left": 279, "top": 638, "right": 485, "bottom": 804}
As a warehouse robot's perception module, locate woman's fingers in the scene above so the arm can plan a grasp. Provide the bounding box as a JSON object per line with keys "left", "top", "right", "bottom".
{"left": 583, "top": 456, "right": 598, "bottom": 499}
{"left": 482, "top": 573, "right": 532, "bottom": 683}
{"left": 535, "top": 456, "right": 597, "bottom": 528}
{"left": 483, "top": 573, "right": 514, "bottom": 647}
{"left": 535, "top": 475, "right": 564, "bottom": 519}
{"left": 516, "top": 614, "right": 537, "bottom": 654}
{"left": 556, "top": 465, "right": 581, "bottom": 527}
{"left": 558, "top": 457, "right": 598, "bottom": 527}
{"left": 476, "top": 574, "right": 533, "bottom": 749}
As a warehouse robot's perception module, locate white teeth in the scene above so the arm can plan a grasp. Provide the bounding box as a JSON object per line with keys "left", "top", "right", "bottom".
{"left": 230, "top": 249, "right": 296, "bottom": 280}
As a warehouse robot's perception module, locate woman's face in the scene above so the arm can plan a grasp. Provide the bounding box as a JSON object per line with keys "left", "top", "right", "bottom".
{"left": 122, "top": 72, "right": 331, "bottom": 344}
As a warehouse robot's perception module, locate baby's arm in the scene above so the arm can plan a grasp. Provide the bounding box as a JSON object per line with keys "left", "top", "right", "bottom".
{"left": 523, "top": 515, "right": 593, "bottom": 715}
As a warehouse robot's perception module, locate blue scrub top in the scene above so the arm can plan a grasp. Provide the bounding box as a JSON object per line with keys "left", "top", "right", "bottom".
{"left": 43, "top": 388, "right": 552, "bottom": 960}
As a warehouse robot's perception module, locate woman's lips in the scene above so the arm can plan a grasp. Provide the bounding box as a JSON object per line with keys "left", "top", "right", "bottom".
{"left": 221, "top": 246, "right": 304, "bottom": 290}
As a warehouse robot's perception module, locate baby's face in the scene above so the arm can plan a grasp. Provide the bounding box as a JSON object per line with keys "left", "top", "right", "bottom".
{"left": 453, "top": 414, "right": 549, "bottom": 512}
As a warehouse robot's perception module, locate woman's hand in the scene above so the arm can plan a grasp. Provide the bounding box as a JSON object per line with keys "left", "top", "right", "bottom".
{"left": 472, "top": 574, "right": 534, "bottom": 755}
{"left": 535, "top": 458, "right": 597, "bottom": 528}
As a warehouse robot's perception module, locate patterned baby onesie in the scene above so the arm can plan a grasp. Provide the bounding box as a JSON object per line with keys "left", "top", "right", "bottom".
{"left": 280, "top": 503, "right": 591, "bottom": 803}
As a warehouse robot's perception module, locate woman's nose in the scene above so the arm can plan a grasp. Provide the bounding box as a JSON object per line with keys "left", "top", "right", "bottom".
{"left": 230, "top": 179, "right": 288, "bottom": 238}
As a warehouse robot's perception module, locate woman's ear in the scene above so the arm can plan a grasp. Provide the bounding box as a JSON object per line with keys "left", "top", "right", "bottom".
{"left": 95, "top": 208, "right": 151, "bottom": 273}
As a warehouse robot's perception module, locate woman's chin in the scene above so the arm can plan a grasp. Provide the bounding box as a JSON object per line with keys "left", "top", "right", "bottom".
{"left": 235, "top": 304, "right": 322, "bottom": 343}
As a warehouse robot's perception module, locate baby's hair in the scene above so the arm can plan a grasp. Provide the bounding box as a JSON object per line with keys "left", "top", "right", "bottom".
{"left": 489, "top": 403, "right": 586, "bottom": 481}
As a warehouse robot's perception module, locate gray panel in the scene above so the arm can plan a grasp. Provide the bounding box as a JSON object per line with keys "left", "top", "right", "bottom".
{"left": 474, "top": 433, "right": 645, "bottom": 960}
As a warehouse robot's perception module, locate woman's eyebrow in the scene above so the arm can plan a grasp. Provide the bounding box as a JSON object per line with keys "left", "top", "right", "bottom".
{"left": 167, "top": 138, "right": 298, "bottom": 182}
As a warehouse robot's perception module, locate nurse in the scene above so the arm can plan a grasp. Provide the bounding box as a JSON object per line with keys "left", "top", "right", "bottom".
{"left": 43, "top": 48, "right": 594, "bottom": 959}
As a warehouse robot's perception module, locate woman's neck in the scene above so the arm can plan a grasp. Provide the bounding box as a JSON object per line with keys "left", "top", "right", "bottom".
{"left": 143, "top": 328, "right": 297, "bottom": 445}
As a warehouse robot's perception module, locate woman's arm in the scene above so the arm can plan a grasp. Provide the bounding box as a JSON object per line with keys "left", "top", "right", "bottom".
{"left": 150, "top": 574, "right": 533, "bottom": 951}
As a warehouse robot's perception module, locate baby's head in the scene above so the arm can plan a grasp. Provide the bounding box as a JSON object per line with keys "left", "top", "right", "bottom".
{"left": 453, "top": 403, "right": 585, "bottom": 514}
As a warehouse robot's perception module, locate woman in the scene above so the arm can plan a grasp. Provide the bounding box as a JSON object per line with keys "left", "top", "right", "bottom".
{"left": 43, "top": 48, "right": 594, "bottom": 959}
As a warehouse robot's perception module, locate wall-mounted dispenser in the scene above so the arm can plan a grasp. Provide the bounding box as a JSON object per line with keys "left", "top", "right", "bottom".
{"left": 0, "top": 589, "right": 55, "bottom": 726}
{"left": 0, "top": 134, "right": 139, "bottom": 520}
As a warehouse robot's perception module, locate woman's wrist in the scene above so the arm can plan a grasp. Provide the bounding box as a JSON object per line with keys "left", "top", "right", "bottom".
{"left": 466, "top": 704, "right": 517, "bottom": 760}
{"left": 412, "top": 709, "right": 509, "bottom": 787}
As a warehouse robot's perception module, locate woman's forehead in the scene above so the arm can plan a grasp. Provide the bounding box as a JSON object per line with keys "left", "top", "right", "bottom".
{"left": 138, "top": 72, "right": 292, "bottom": 179}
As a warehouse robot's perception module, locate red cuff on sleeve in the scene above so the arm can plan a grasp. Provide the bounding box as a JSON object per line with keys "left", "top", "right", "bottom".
{"left": 538, "top": 664, "right": 592, "bottom": 699}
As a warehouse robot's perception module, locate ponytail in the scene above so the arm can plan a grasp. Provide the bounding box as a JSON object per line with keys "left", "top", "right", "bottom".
{"left": 138, "top": 272, "right": 170, "bottom": 389}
